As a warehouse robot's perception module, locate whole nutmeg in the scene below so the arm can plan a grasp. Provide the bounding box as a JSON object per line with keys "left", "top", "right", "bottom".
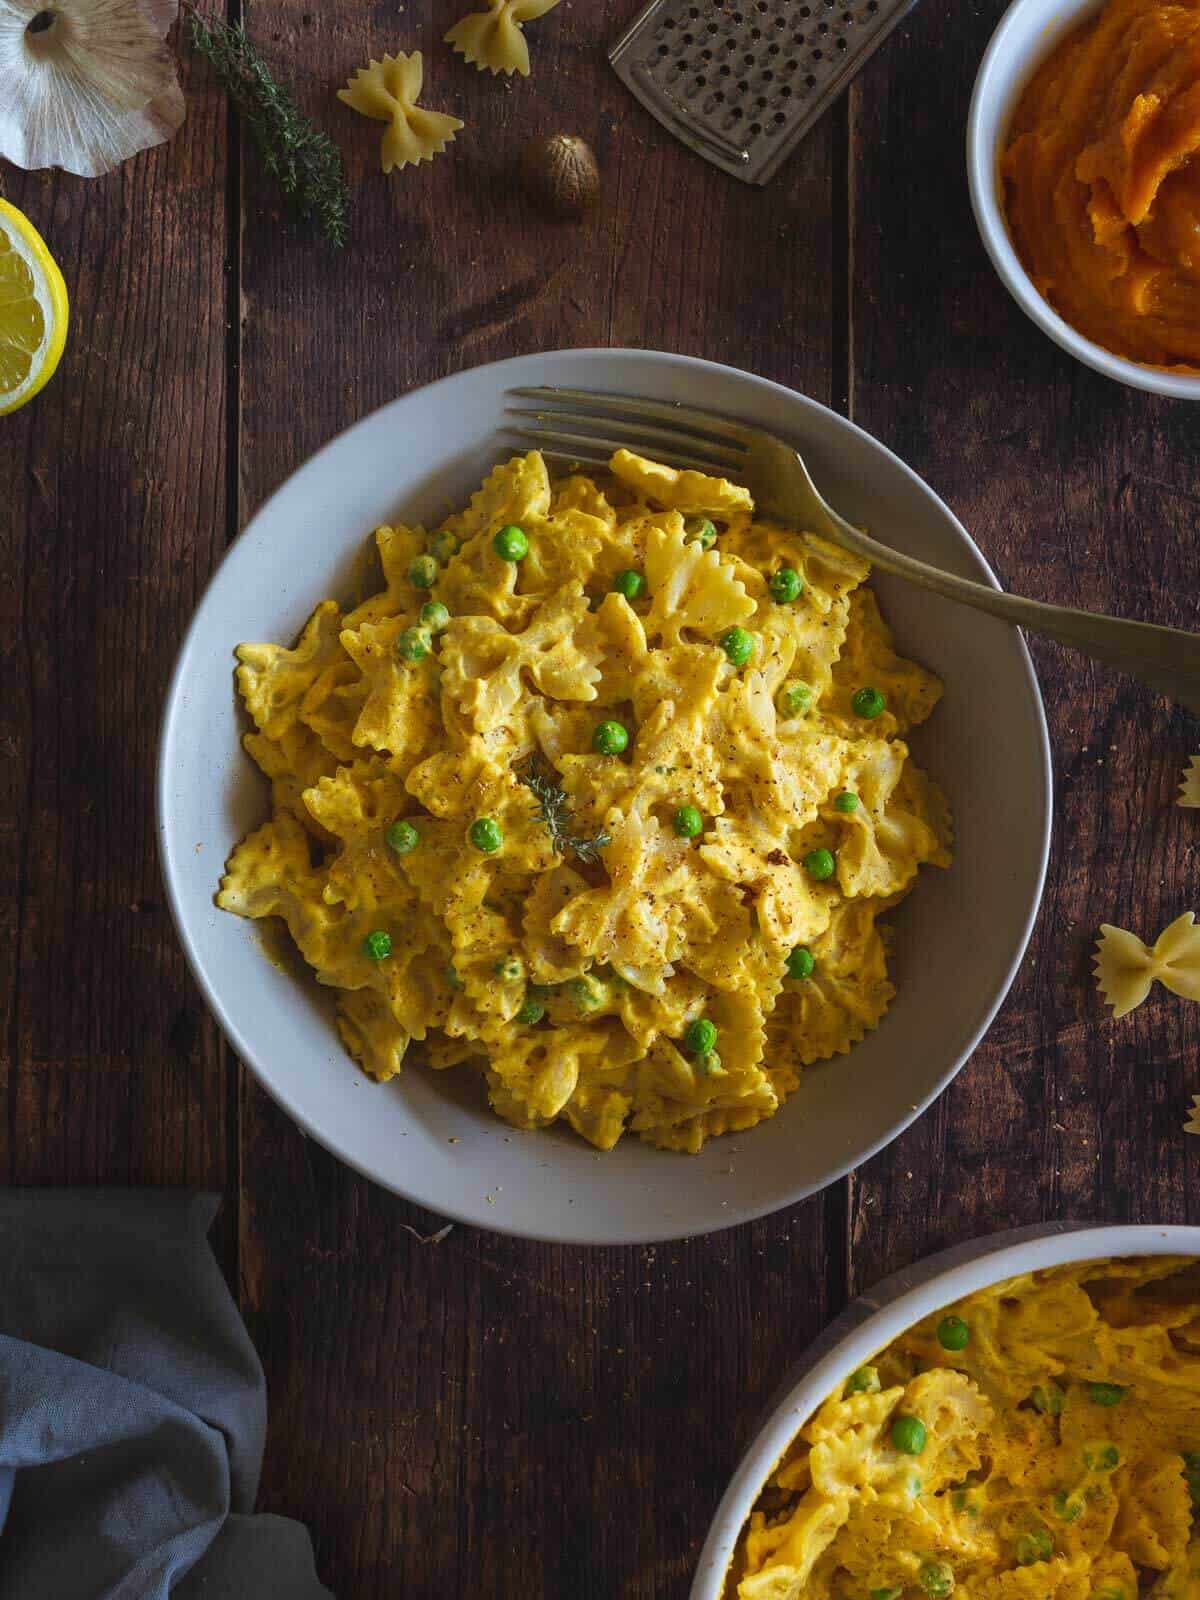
{"left": 520, "top": 133, "right": 600, "bottom": 220}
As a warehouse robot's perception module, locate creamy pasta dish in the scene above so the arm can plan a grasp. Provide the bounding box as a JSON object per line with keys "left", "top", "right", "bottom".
{"left": 216, "top": 448, "right": 951, "bottom": 1152}
{"left": 731, "top": 1256, "right": 1200, "bottom": 1598}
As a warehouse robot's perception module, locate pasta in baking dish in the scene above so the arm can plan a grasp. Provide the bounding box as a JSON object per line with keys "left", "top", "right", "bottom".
{"left": 216, "top": 449, "right": 952, "bottom": 1153}
{"left": 731, "top": 1256, "right": 1200, "bottom": 1600}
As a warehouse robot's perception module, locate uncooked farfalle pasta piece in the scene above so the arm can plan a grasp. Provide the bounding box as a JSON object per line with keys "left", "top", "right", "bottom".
{"left": 445, "top": 0, "right": 563, "bottom": 77}
{"left": 1186, "top": 1095, "right": 1200, "bottom": 1135}
{"left": 337, "top": 53, "right": 463, "bottom": 174}
{"left": 1180, "top": 755, "right": 1200, "bottom": 807}
{"left": 1094, "top": 913, "right": 1200, "bottom": 1018}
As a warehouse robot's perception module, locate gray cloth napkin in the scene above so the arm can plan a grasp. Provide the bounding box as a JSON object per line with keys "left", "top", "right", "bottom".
{"left": 0, "top": 1190, "right": 332, "bottom": 1600}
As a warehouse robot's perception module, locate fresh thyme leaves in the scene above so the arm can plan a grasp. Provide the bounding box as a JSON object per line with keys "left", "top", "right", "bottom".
{"left": 519, "top": 755, "right": 611, "bottom": 865}
{"left": 187, "top": 13, "right": 350, "bottom": 247}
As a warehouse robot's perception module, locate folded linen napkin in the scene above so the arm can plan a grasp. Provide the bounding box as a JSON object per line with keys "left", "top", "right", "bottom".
{"left": 0, "top": 1190, "right": 332, "bottom": 1600}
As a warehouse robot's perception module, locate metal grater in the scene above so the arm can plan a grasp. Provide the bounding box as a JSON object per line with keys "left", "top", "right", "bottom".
{"left": 610, "top": 0, "right": 920, "bottom": 185}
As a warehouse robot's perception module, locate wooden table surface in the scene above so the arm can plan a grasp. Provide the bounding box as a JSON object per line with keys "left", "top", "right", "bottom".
{"left": 3, "top": 0, "right": 1199, "bottom": 1593}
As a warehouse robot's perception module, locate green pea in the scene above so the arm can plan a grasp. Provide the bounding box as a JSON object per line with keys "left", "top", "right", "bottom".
{"left": 493, "top": 524, "right": 529, "bottom": 561}
{"left": 1052, "top": 1490, "right": 1082, "bottom": 1522}
{"left": 844, "top": 1366, "right": 881, "bottom": 1396}
{"left": 833, "top": 791, "right": 860, "bottom": 813}
{"left": 420, "top": 600, "right": 450, "bottom": 633}
{"left": 494, "top": 956, "right": 523, "bottom": 982}
{"left": 684, "top": 1017, "right": 717, "bottom": 1057}
{"left": 363, "top": 930, "right": 392, "bottom": 961}
{"left": 429, "top": 530, "right": 459, "bottom": 565}
{"left": 785, "top": 945, "right": 815, "bottom": 981}
{"left": 409, "top": 554, "right": 439, "bottom": 589}
{"left": 891, "top": 1414, "right": 926, "bottom": 1455}
{"left": 613, "top": 569, "right": 644, "bottom": 602}
{"left": 515, "top": 998, "right": 545, "bottom": 1026}
{"left": 685, "top": 516, "right": 717, "bottom": 549}
{"left": 804, "top": 847, "right": 836, "bottom": 882}
{"left": 396, "top": 625, "right": 432, "bottom": 663}
{"left": 445, "top": 964, "right": 463, "bottom": 990}
{"left": 919, "top": 1559, "right": 954, "bottom": 1597}
{"left": 720, "top": 627, "right": 754, "bottom": 667}
{"left": 672, "top": 805, "right": 704, "bottom": 839}
{"left": 1030, "top": 1382, "right": 1064, "bottom": 1416}
{"left": 593, "top": 720, "right": 630, "bottom": 756}
{"left": 568, "top": 975, "right": 606, "bottom": 1012}
{"left": 852, "top": 685, "right": 886, "bottom": 719}
{"left": 1089, "top": 1383, "right": 1125, "bottom": 1407}
{"left": 768, "top": 566, "right": 804, "bottom": 604}
{"left": 468, "top": 817, "right": 503, "bottom": 854}
{"left": 777, "top": 680, "right": 813, "bottom": 718}
{"left": 386, "top": 819, "right": 419, "bottom": 855}
{"left": 1015, "top": 1527, "right": 1054, "bottom": 1565}
{"left": 1086, "top": 1444, "right": 1120, "bottom": 1471}
{"left": 937, "top": 1315, "right": 970, "bottom": 1352}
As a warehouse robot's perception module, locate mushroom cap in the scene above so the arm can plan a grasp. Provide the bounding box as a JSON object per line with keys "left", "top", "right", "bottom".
{"left": 0, "top": 0, "right": 184, "bottom": 177}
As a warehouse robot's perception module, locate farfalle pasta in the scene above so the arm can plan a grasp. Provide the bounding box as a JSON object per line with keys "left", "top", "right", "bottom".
{"left": 337, "top": 52, "right": 463, "bottom": 173}
{"left": 732, "top": 1257, "right": 1200, "bottom": 1600}
{"left": 445, "top": 0, "right": 562, "bottom": 77}
{"left": 1181, "top": 756, "right": 1200, "bottom": 809}
{"left": 217, "top": 451, "right": 952, "bottom": 1153}
{"left": 1094, "top": 913, "right": 1200, "bottom": 1019}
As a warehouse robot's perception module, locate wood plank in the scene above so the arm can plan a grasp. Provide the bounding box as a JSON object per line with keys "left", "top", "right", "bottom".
{"left": 233, "top": 2, "right": 842, "bottom": 1591}
{"left": 846, "top": 0, "right": 1200, "bottom": 1293}
{"left": 0, "top": 48, "right": 231, "bottom": 1212}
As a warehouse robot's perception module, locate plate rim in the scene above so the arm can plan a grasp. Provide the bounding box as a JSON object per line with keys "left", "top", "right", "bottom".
{"left": 156, "top": 346, "right": 1053, "bottom": 1244}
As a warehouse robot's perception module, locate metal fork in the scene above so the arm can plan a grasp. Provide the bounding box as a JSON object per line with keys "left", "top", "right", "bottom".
{"left": 506, "top": 387, "right": 1200, "bottom": 717}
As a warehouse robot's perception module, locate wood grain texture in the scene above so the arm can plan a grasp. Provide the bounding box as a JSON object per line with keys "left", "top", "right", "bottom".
{"left": 5, "top": 0, "right": 1200, "bottom": 1593}
{"left": 846, "top": 0, "right": 1200, "bottom": 1292}
{"left": 0, "top": 48, "right": 232, "bottom": 1214}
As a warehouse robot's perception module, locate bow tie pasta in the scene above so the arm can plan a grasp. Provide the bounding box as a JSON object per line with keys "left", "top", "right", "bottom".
{"left": 217, "top": 450, "right": 952, "bottom": 1153}
{"left": 732, "top": 1256, "right": 1200, "bottom": 1600}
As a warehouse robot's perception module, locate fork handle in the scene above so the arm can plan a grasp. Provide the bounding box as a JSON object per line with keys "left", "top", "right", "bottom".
{"left": 826, "top": 516, "right": 1200, "bottom": 717}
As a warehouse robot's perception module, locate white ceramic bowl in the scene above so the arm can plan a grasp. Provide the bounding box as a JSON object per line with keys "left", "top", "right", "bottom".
{"left": 691, "top": 1222, "right": 1200, "bottom": 1599}
{"left": 968, "top": 0, "right": 1200, "bottom": 399}
{"left": 158, "top": 348, "right": 1051, "bottom": 1245}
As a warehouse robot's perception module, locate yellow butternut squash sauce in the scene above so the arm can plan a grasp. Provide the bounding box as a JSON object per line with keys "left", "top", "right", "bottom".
{"left": 732, "top": 1256, "right": 1200, "bottom": 1598}
{"left": 1003, "top": 0, "right": 1200, "bottom": 369}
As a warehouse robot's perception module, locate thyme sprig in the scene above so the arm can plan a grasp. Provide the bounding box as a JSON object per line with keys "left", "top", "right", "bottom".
{"left": 519, "top": 754, "right": 611, "bottom": 865}
{"left": 188, "top": 12, "right": 350, "bottom": 248}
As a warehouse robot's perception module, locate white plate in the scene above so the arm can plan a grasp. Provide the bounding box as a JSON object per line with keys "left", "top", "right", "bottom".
{"left": 157, "top": 348, "right": 1051, "bottom": 1245}
{"left": 691, "top": 1223, "right": 1200, "bottom": 1599}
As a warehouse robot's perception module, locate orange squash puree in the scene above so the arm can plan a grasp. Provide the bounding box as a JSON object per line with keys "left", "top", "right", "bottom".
{"left": 1002, "top": 0, "right": 1200, "bottom": 369}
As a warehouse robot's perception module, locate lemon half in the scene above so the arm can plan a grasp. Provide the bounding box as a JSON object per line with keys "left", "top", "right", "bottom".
{"left": 0, "top": 199, "right": 69, "bottom": 416}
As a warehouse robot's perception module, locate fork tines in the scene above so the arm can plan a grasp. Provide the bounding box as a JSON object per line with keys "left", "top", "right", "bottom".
{"left": 504, "top": 386, "right": 750, "bottom": 475}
